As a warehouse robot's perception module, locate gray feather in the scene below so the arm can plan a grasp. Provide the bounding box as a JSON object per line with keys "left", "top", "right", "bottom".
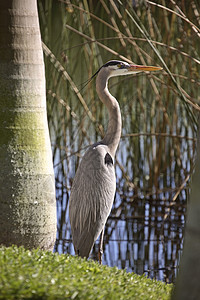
{"left": 69, "top": 144, "right": 116, "bottom": 258}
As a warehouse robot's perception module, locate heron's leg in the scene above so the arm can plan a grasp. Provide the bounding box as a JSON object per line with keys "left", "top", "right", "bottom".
{"left": 98, "top": 228, "right": 104, "bottom": 264}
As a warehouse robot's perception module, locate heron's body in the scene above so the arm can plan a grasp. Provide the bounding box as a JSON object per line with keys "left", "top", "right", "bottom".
{"left": 69, "top": 144, "right": 116, "bottom": 258}
{"left": 69, "top": 60, "right": 162, "bottom": 260}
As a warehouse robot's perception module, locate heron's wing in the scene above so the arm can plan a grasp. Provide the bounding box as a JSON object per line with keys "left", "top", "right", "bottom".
{"left": 69, "top": 144, "right": 116, "bottom": 258}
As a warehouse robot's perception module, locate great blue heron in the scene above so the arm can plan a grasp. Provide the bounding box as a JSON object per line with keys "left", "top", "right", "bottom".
{"left": 69, "top": 60, "right": 162, "bottom": 263}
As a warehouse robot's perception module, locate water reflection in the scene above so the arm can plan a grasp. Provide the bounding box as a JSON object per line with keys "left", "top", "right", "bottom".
{"left": 104, "top": 196, "right": 185, "bottom": 283}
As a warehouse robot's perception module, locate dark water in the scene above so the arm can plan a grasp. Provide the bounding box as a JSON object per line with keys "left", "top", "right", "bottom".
{"left": 54, "top": 135, "right": 192, "bottom": 284}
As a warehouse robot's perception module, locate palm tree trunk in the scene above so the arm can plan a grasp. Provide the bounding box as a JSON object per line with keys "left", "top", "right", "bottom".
{"left": 172, "top": 133, "right": 200, "bottom": 299}
{"left": 0, "top": 0, "right": 57, "bottom": 250}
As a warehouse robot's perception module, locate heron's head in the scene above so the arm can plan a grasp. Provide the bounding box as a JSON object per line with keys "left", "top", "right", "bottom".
{"left": 81, "top": 60, "right": 162, "bottom": 91}
{"left": 101, "top": 60, "right": 162, "bottom": 78}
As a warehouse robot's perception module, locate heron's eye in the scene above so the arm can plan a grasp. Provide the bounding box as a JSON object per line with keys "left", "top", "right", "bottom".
{"left": 117, "top": 63, "right": 123, "bottom": 68}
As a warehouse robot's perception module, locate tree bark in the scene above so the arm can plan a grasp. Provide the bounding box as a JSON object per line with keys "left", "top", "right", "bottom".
{"left": 172, "top": 133, "right": 200, "bottom": 299}
{"left": 0, "top": 0, "right": 56, "bottom": 250}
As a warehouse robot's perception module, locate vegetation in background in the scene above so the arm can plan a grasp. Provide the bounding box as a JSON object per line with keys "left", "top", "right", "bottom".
{"left": 0, "top": 246, "right": 172, "bottom": 299}
{"left": 38, "top": 0, "right": 200, "bottom": 282}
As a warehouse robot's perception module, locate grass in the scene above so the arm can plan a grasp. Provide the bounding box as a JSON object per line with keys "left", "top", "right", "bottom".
{"left": 0, "top": 246, "right": 172, "bottom": 299}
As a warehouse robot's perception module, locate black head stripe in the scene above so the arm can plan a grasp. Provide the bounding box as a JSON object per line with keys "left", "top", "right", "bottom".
{"left": 103, "top": 60, "right": 121, "bottom": 67}
{"left": 91, "top": 60, "right": 121, "bottom": 77}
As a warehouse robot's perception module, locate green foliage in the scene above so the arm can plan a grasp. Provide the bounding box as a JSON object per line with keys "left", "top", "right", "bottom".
{"left": 0, "top": 246, "right": 172, "bottom": 299}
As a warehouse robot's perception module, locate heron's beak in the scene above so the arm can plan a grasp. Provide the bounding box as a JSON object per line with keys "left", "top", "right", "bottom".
{"left": 128, "top": 65, "right": 163, "bottom": 72}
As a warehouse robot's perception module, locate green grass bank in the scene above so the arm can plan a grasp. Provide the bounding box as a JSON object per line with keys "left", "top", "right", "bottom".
{"left": 0, "top": 246, "right": 172, "bottom": 299}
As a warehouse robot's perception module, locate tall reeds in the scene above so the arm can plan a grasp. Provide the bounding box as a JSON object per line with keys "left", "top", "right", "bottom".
{"left": 38, "top": 0, "right": 200, "bottom": 282}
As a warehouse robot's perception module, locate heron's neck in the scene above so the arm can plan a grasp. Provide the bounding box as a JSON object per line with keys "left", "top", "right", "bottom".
{"left": 96, "top": 71, "right": 121, "bottom": 156}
